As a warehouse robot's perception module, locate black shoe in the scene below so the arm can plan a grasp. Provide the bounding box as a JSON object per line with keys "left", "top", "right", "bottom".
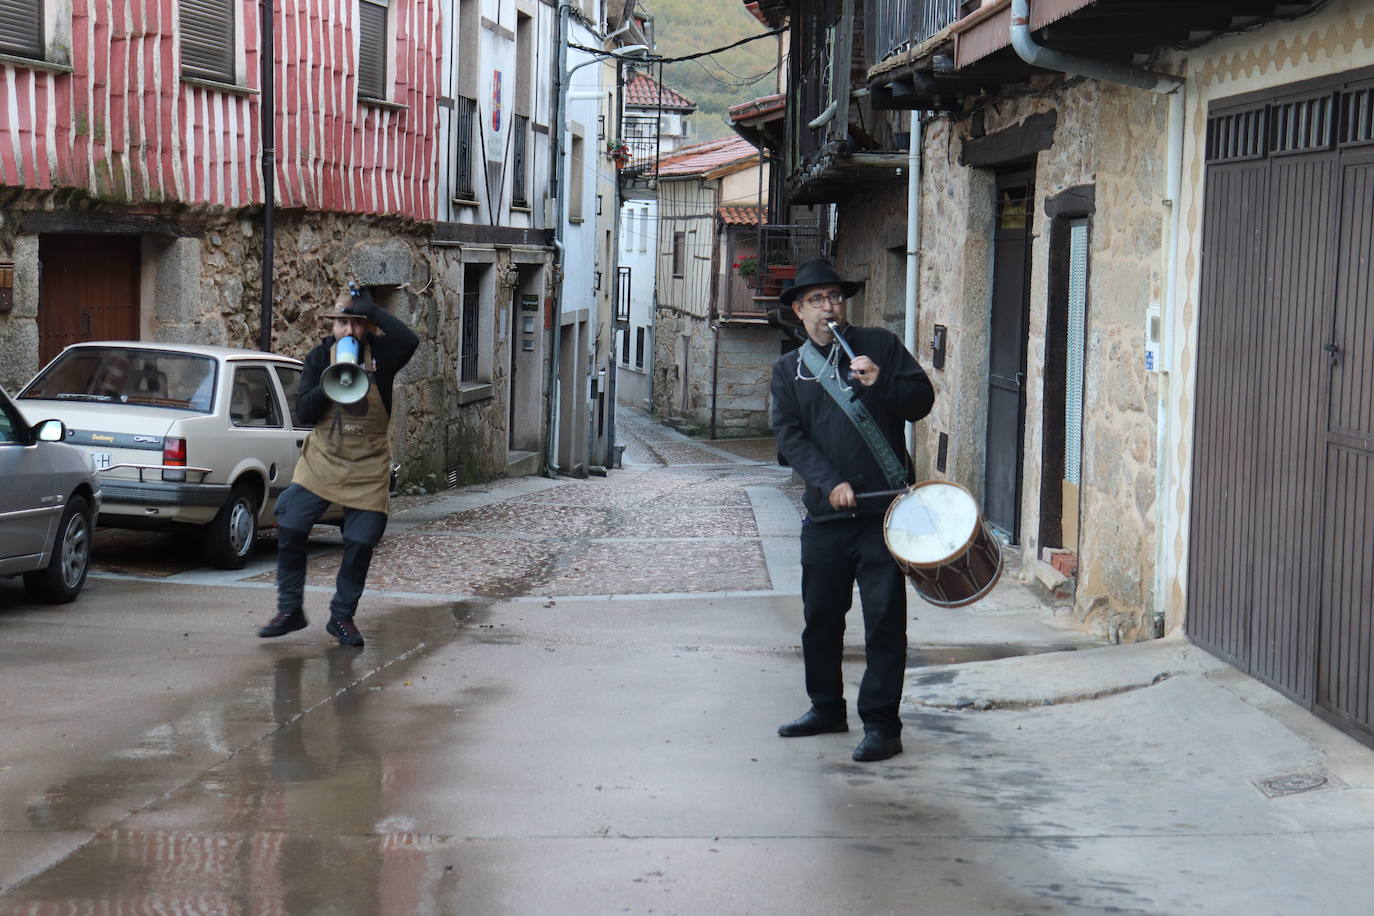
{"left": 259, "top": 610, "right": 308, "bottom": 638}
{"left": 852, "top": 731, "right": 902, "bottom": 762}
{"left": 777, "top": 708, "right": 848, "bottom": 737}
{"left": 326, "top": 617, "right": 365, "bottom": 647}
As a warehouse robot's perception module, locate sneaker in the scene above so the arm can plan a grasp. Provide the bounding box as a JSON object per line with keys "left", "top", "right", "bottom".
{"left": 326, "top": 617, "right": 365, "bottom": 647}
{"left": 259, "top": 610, "right": 308, "bottom": 638}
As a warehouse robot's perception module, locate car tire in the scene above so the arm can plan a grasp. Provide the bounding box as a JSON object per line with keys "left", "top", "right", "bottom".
{"left": 23, "top": 494, "right": 93, "bottom": 604}
{"left": 204, "top": 482, "right": 259, "bottom": 570}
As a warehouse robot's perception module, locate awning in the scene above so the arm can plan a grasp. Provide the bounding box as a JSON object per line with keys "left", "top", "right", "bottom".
{"left": 952, "top": 0, "right": 1097, "bottom": 68}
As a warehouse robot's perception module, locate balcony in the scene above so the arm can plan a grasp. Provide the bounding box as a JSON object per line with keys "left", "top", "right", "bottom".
{"left": 865, "top": 0, "right": 964, "bottom": 70}
{"left": 718, "top": 223, "right": 826, "bottom": 323}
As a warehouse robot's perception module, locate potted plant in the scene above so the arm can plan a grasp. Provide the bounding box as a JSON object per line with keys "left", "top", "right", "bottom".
{"left": 606, "top": 139, "right": 631, "bottom": 168}
{"left": 733, "top": 256, "right": 759, "bottom": 286}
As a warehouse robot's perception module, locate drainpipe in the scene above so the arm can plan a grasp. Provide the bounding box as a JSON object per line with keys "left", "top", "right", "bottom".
{"left": 544, "top": 1, "right": 571, "bottom": 477}
{"left": 1152, "top": 88, "right": 1186, "bottom": 636}
{"left": 1010, "top": 0, "right": 1182, "bottom": 95}
{"left": 258, "top": 0, "right": 275, "bottom": 353}
{"left": 1010, "top": 0, "right": 1185, "bottom": 636}
{"left": 904, "top": 111, "right": 923, "bottom": 456}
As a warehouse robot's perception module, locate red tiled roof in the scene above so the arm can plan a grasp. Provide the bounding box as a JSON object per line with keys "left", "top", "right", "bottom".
{"left": 719, "top": 206, "right": 763, "bottom": 226}
{"left": 728, "top": 93, "right": 785, "bottom": 122}
{"left": 624, "top": 73, "right": 696, "bottom": 111}
{"left": 654, "top": 136, "right": 759, "bottom": 177}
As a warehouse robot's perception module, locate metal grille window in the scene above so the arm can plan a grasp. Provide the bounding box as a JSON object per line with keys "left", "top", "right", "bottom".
{"left": 180, "top": 0, "right": 235, "bottom": 83}
{"left": 1271, "top": 94, "right": 1335, "bottom": 155}
{"left": 1206, "top": 107, "right": 1267, "bottom": 163}
{"left": 455, "top": 96, "right": 477, "bottom": 201}
{"left": 1064, "top": 220, "right": 1088, "bottom": 486}
{"left": 357, "top": 0, "right": 389, "bottom": 100}
{"left": 616, "top": 265, "right": 631, "bottom": 323}
{"left": 1340, "top": 88, "right": 1374, "bottom": 146}
{"left": 511, "top": 115, "right": 529, "bottom": 207}
{"left": 459, "top": 274, "right": 480, "bottom": 383}
{"left": 635, "top": 327, "right": 646, "bottom": 369}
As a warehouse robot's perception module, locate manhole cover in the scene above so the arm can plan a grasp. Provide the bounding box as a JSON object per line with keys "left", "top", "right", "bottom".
{"left": 1254, "top": 768, "right": 1346, "bottom": 799}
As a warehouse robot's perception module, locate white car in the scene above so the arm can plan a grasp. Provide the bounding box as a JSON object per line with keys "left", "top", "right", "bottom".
{"left": 18, "top": 342, "right": 316, "bottom": 569}
{"left": 0, "top": 384, "right": 101, "bottom": 602}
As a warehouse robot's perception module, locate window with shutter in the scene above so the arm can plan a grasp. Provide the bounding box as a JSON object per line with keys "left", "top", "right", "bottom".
{"left": 179, "top": 0, "right": 235, "bottom": 83}
{"left": 0, "top": 0, "right": 42, "bottom": 59}
{"left": 357, "top": 0, "right": 388, "bottom": 99}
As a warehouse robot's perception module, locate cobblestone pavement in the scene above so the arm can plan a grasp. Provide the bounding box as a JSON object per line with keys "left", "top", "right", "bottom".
{"left": 85, "top": 408, "right": 797, "bottom": 600}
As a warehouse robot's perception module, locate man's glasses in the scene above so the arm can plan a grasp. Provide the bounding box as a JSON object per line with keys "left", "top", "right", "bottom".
{"left": 800, "top": 291, "right": 846, "bottom": 309}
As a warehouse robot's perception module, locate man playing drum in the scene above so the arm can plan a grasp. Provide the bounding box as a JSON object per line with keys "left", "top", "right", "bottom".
{"left": 770, "top": 258, "right": 935, "bottom": 762}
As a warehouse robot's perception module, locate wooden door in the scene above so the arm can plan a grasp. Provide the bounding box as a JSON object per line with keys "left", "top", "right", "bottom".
{"left": 38, "top": 235, "right": 140, "bottom": 364}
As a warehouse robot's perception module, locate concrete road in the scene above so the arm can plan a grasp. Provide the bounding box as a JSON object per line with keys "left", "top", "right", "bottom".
{"left": 3, "top": 415, "right": 1373, "bottom": 914}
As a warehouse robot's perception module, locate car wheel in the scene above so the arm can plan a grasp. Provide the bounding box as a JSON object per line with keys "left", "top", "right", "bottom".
{"left": 23, "top": 495, "right": 93, "bottom": 604}
{"left": 204, "top": 482, "right": 259, "bottom": 570}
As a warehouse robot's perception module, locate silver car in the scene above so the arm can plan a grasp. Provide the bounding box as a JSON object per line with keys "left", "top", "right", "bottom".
{"left": 18, "top": 342, "right": 317, "bottom": 570}
{"left": 0, "top": 385, "right": 101, "bottom": 603}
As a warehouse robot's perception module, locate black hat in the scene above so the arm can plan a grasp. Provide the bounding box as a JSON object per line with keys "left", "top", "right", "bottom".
{"left": 779, "top": 257, "right": 860, "bottom": 307}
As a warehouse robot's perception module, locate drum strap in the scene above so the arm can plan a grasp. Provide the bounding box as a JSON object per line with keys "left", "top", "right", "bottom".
{"left": 799, "top": 342, "right": 908, "bottom": 489}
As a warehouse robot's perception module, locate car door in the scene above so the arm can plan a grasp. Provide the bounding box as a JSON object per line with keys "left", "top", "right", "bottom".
{"left": 0, "top": 393, "right": 55, "bottom": 566}
{"left": 270, "top": 363, "right": 309, "bottom": 487}
{"left": 226, "top": 364, "right": 299, "bottom": 514}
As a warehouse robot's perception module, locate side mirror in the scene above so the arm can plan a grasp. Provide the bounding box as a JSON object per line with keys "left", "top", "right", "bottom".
{"left": 34, "top": 419, "right": 67, "bottom": 443}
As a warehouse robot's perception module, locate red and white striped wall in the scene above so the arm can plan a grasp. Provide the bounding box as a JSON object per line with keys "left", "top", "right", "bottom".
{"left": 0, "top": 0, "right": 440, "bottom": 221}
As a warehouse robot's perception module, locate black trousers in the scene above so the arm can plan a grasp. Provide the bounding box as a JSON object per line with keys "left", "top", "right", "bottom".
{"left": 799, "top": 515, "right": 908, "bottom": 734}
{"left": 274, "top": 484, "right": 387, "bottom": 621}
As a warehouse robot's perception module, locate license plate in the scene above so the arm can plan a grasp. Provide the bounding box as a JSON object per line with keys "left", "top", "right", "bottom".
{"left": 92, "top": 451, "right": 112, "bottom": 470}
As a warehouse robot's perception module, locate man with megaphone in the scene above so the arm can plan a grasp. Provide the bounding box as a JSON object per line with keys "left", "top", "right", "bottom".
{"left": 258, "top": 283, "right": 419, "bottom": 647}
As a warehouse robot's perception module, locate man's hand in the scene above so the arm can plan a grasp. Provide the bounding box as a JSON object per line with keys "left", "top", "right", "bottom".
{"left": 849, "top": 355, "right": 880, "bottom": 387}
{"left": 828, "top": 481, "right": 856, "bottom": 509}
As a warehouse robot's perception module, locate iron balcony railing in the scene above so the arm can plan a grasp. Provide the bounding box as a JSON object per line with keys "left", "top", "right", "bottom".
{"left": 864, "top": 0, "right": 964, "bottom": 68}
{"left": 761, "top": 223, "right": 824, "bottom": 274}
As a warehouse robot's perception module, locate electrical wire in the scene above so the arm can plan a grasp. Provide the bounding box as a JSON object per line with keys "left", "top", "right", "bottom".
{"left": 567, "top": 25, "right": 785, "bottom": 65}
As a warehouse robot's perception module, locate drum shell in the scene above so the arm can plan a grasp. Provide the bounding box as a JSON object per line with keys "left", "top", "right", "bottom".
{"left": 883, "top": 482, "right": 1003, "bottom": 609}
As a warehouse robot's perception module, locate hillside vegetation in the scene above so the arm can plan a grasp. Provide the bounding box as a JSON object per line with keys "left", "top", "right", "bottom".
{"left": 643, "top": 0, "right": 781, "bottom": 141}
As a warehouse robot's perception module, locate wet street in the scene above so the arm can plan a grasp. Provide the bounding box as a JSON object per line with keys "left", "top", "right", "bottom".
{"left": 15, "top": 411, "right": 1371, "bottom": 914}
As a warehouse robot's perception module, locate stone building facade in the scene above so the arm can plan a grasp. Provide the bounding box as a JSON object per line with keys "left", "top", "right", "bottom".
{"left": 831, "top": 78, "right": 1171, "bottom": 641}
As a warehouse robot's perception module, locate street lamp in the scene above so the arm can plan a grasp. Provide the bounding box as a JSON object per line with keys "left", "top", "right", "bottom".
{"left": 543, "top": 10, "right": 651, "bottom": 477}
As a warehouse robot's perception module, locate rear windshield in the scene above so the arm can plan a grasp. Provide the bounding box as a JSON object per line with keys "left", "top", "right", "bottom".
{"left": 20, "top": 348, "right": 219, "bottom": 413}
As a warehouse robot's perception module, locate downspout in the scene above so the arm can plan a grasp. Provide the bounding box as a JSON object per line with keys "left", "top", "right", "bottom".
{"left": 1153, "top": 88, "right": 1185, "bottom": 636}
{"left": 904, "top": 111, "right": 923, "bottom": 456}
{"left": 1009, "top": 0, "right": 1185, "bottom": 637}
{"left": 606, "top": 59, "right": 626, "bottom": 469}
{"left": 1010, "top": 0, "right": 1182, "bottom": 94}
{"left": 258, "top": 0, "right": 275, "bottom": 353}
{"left": 544, "top": 0, "right": 571, "bottom": 477}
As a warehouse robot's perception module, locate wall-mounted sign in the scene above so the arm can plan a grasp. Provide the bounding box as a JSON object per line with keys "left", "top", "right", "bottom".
{"left": 520, "top": 294, "right": 539, "bottom": 312}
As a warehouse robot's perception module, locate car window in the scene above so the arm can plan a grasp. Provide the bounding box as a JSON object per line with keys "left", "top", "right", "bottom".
{"left": 21, "top": 347, "right": 218, "bottom": 413}
{"left": 229, "top": 366, "right": 284, "bottom": 428}
{"left": 273, "top": 365, "right": 308, "bottom": 429}
{"left": 0, "top": 396, "right": 20, "bottom": 444}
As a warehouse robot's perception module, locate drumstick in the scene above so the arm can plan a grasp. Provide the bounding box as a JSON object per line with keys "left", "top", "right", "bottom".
{"left": 808, "top": 488, "right": 907, "bottom": 523}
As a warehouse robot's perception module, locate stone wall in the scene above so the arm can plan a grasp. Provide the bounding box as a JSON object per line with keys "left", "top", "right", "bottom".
{"left": 651, "top": 307, "right": 714, "bottom": 433}
{"left": 714, "top": 324, "right": 783, "bottom": 437}
{"left": 0, "top": 193, "right": 542, "bottom": 491}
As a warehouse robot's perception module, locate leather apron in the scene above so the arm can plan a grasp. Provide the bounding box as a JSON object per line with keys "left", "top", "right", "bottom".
{"left": 290, "top": 340, "right": 392, "bottom": 513}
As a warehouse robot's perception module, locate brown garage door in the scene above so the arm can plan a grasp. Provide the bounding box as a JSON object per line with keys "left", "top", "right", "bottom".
{"left": 1191, "top": 70, "right": 1374, "bottom": 743}
{"left": 38, "top": 234, "right": 140, "bottom": 364}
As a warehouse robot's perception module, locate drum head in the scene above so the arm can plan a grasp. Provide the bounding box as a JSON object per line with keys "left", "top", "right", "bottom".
{"left": 884, "top": 482, "right": 980, "bottom": 567}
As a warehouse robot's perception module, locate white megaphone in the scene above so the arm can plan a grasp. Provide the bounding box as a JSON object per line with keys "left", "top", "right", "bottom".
{"left": 321, "top": 335, "right": 371, "bottom": 404}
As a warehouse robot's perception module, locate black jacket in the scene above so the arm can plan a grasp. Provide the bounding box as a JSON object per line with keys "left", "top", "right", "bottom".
{"left": 297, "top": 299, "right": 420, "bottom": 425}
{"left": 770, "top": 325, "right": 935, "bottom": 521}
